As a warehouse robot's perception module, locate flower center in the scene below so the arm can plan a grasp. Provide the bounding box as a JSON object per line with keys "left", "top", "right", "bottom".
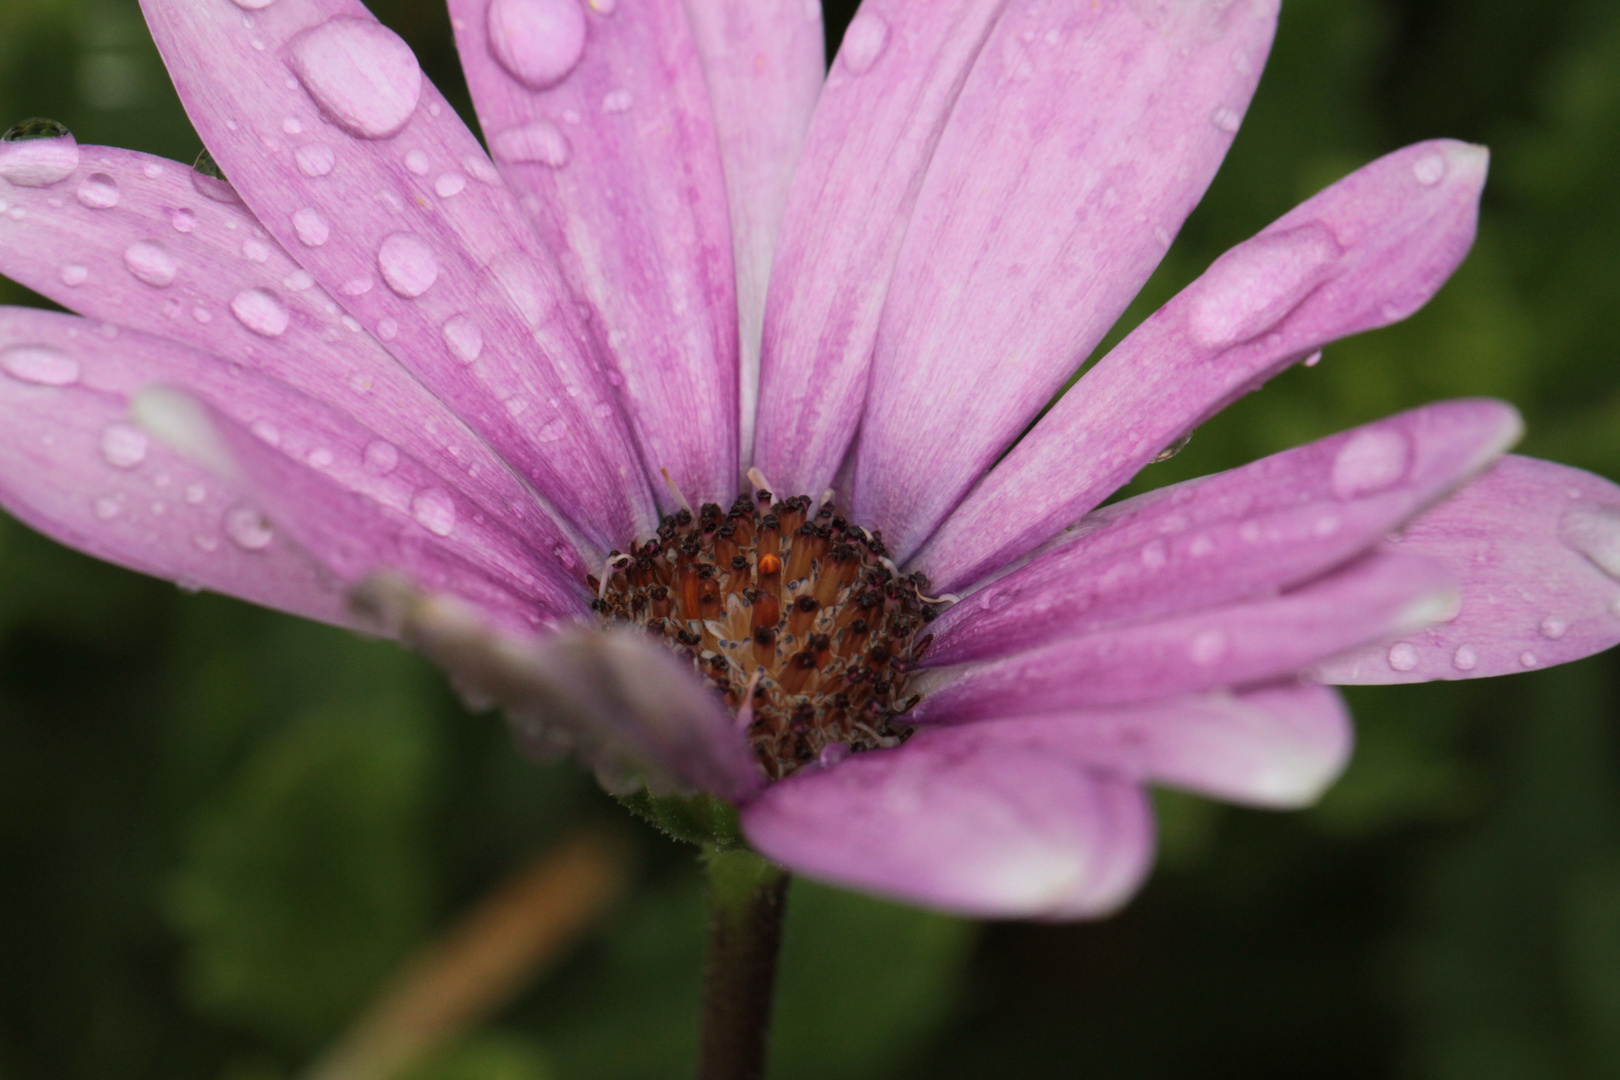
{"left": 590, "top": 491, "right": 940, "bottom": 779}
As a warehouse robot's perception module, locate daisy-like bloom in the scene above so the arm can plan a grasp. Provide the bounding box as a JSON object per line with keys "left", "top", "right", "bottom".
{"left": 0, "top": 0, "right": 1617, "bottom": 921}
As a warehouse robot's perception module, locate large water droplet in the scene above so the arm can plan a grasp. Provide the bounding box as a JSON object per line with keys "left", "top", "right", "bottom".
{"left": 100, "top": 423, "right": 149, "bottom": 468}
{"left": 191, "top": 149, "right": 239, "bottom": 202}
{"left": 292, "top": 206, "right": 330, "bottom": 246}
{"left": 0, "top": 118, "right": 79, "bottom": 187}
{"left": 1412, "top": 152, "right": 1446, "bottom": 187}
{"left": 486, "top": 0, "right": 586, "bottom": 90}
{"left": 123, "top": 240, "right": 178, "bottom": 287}
{"left": 230, "top": 288, "right": 290, "bottom": 337}
{"left": 411, "top": 487, "right": 457, "bottom": 536}
{"left": 60, "top": 263, "right": 88, "bottom": 287}
{"left": 288, "top": 17, "right": 423, "bottom": 140}
{"left": 1387, "top": 642, "right": 1419, "bottom": 671}
{"left": 171, "top": 207, "right": 197, "bottom": 233}
{"left": 490, "top": 120, "right": 571, "bottom": 166}
{"left": 224, "top": 504, "right": 274, "bottom": 550}
{"left": 840, "top": 13, "right": 889, "bottom": 74}
{"left": 295, "top": 142, "right": 337, "bottom": 177}
{"left": 75, "top": 172, "right": 120, "bottom": 209}
{"left": 378, "top": 232, "right": 438, "bottom": 297}
{"left": 1539, "top": 616, "right": 1568, "bottom": 640}
{"left": 1561, "top": 505, "right": 1620, "bottom": 580}
{"left": 363, "top": 438, "right": 399, "bottom": 475}
{"left": 241, "top": 238, "right": 271, "bottom": 263}
{"left": 404, "top": 148, "right": 430, "bottom": 175}
{"left": 1185, "top": 222, "right": 1343, "bottom": 349}
{"left": 1, "top": 344, "right": 80, "bottom": 386}
{"left": 442, "top": 313, "right": 483, "bottom": 363}
{"left": 1452, "top": 644, "right": 1477, "bottom": 671}
{"left": 1331, "top": 428, "right": 1411, "bottom": 499}
{"left": 434, "top": 172, "right": 466, "bottom": 198}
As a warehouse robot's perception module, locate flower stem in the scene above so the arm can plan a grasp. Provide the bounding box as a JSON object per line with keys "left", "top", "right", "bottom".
{"left": 697, "top": 848, "right": 790, "bottom": 1080}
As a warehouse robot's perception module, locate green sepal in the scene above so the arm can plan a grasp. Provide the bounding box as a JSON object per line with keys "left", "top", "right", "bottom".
{"left": 616, "top": 789, "right": 746, "bottom": 850}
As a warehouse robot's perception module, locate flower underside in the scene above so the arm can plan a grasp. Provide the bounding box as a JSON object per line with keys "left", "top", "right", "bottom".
{"left": 590, "top": 491, "right": 941, "bottom": 780}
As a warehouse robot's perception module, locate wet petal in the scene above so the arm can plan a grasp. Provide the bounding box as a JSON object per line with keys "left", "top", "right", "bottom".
{"left": 741, "top": 736, "right": 1152, "bottom": 919}
{"left": 0, "top": 144, "right": 592, "bottom": 567}
{"left": 957, "top": 683, "right": 1352, "bottom": 809}
{"left": 751, "top": 0, "right": 1010, "bottom": 497}
{"left": 926, "top": 400, "right": 1521, "bottom": 666}
{"left": 1316, "top": 455, "right": 1620, "bottom": 683}
{"left": 140, "top": 0, "right": 656, "bottom": 548}
{"left": 919, "top": 140, "right": 1491, "bottom": 590}
{"left": 852, "top": 0, "right": 1278, "bottom": 559}
{"left": 685, "top": 0, "right": 826, "bottom": 473}
{"left": 450, "top": 0, "right": 742, "bottom": 505}
{"left": 911, "top": 551, "right": 1457, "bottom": 722}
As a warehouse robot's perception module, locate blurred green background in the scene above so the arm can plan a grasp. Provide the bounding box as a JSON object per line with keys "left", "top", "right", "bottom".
{"left": 2, "top": 0, "right": 1619, "bottom": 1077}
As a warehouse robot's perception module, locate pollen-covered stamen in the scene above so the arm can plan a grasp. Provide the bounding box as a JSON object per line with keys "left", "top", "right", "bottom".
{"left": 589, "top": 492, "right": 941, "bottom": 779}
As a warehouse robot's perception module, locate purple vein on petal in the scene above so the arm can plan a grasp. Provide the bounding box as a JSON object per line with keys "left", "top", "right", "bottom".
{"left": 919, "top": 139, "right": 1491, "bottom": 592}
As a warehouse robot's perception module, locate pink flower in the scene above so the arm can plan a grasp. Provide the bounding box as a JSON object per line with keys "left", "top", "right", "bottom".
{"left": 0, "top": 0, "right": 1616, "bottom": 919}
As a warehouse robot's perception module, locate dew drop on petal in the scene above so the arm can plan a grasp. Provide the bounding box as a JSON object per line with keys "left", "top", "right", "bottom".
{"left": 123, "top": 240, "right": 178, "bottom": 287}
{"left": 1539, "top": 616, "right": 1568, "bottom": 640}
{"left": 1189, "top": 629, "right": 1226, "bottom": 665}
{"left": 185, "top": 482, "right": 207, "bottom": 504}
{"left": 490, "top": 120, "right": 571, "bottom": 166}
{"left": 1412, "top": 152, "right": 1446, "bottom": 187}
{"left": 251, "top": 419, "right": 281, "bottom": 446}
{"left": 411, "top": 487, "right": 457, "bottom": 536}
{"left": 1330, "top": 429, "right": 1411, "bottom": 499}
{"left": 191, "top": 150, "right": 239, "bottom": 202}
{"left": 462, "top": 154, "right": 500, "bottom": 183}
{"left": 1, "top": 344, "right": 80, "bottom": 386}
{"left": 295, "top": 142, "right": 337, "bottom": 177}
{"left": 100, "top": 423, "right": 149, "bottom": 468}
{"left": 231, "top": 0, "right": 278, "bottom": 9}
{"left": 94, "top": 495, "right": 121, "bottom": 520}
{"left": 1520, "top": 651, "right": 1538, "bottom": 668}
{"left": 1302, "top": 350, "right": 1323, "bottom": 367}
{"left": 283, "top": 269, "right": 315, "bottom": 291}
{"left": 442, "top": 313, "right": 483, "bottom": 363}
{"left": 171, "top": 207, "right": 197, "bottom": 233}
{"left": 224, "top": 504, "right": 274, "bottom": 550}
{"left": 230, "top": 288, "right": 290, "bottom": 337}
{"left": 1387, "top": 642, "right": 1419, "bottom": 671}
{"left": 377, "top": 317, "right": 398, "bottom": 341}
{"left": 292, "top": 206, "right": 330, "bottom": 246}
{"left": 287, "top": 17, "right": 423, "bottom": 140}
{"left": 60, "top": 263, "right": 88, "bottom": 286}
{"left": 307, "top": 447, "right": 334, "bottom": 468}
{"left": 76, "top": 172, "right": 120, "bottom": 209}
{"left": 434, "top": 172, "right": 466, "bottom": 197}
{"left": 840, "top": 13, "right": 888, "bottom": 74}
{"left": 404, "top": 148, "right": 430, "bottom": 175}
{"left": 1560, "top": 505, "right": 1620, "bottom": 580}
{"left": 486, "top": 0, "right": 587, "bottom": 90}
{"left": 241, "top": 238, "right": 271, "bottom": 263}
{"left": 1140, "top": 539, "right": 1167, "bottom": 569}
{"left": 1452, "top": 644, "right": 1478, "bottom": 671}
{"left": 378, "top": 232, "right": 438, "bottom": 297}
{"left": 1185, "top": 222, "right": 1342, "bottom": 349}
{"left": 0, "top": 124, "right": 79, "bottom": 187}
{"left": 1211, "top": 105, "right": 1242, "bottom": 133}
{"left": 538, "top": 418, "right": 566, "bottom": 442}
{"left": 363, "top": 438, "right": 399, "bottom": 475}
{"left": 602, "top": 89, "right": 633, "bottom": 113}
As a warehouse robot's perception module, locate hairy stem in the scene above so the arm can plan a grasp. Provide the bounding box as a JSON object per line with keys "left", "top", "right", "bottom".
{"left": 697, "top": 848, "right": 790, "bottom": 1080}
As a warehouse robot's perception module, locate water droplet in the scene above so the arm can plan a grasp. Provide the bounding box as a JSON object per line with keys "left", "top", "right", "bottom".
{"left": 841, "top": 13, "right": 888, "bottom": 74}
{"left": 251, "top": 419, "right": 281, "bottom": 446}
{"left": 1140, "top": 539, "right": 1168, "bottom": 569}
{"left": 192, "top": 305, "right": 213, "bottom": 323}
{"left": 1560, "top": 505, "right": 1620, "bottom": 580}
{"left": 1151, "top": 431, "right": 1192, "bottom": 463}
{"left": 1452, "top": 644, "right": 1477, "bottom": 671}
{"left": 538, "top": 418, "right": 566, "bottom": 442}
{"left": 191, "top": 149, "right": 238, "bottom": 202}
{"left": 1, "top": 344, "right": 79, "bottom": 386}
{"left": 462, "top": 154, "right": 500, "bottom": 183}
{"left": 404, "top": 148, "right": 430, "bottom": 175}
{"left": 122, "top": 240, "right": 178, "bottom": 287}
{"left": 307, "top": 447, "right": 334, "bottom": 468}
{"left": 490, "top": 120, "right": 570, "bottom": 166}
{"left": 1331, "top": 428, "right": 1411, "bottom": 499}
{"left": 231, "top": 0, "right": 277, "bottom": 9}
{"left": 168, "top": 207, "right": 197, "bottom": 233}
{"left": 75, "top": 172, "right": 120, "bottom": 209}
{"left": 1537, "top": 616, "right": 1568, "bottom": 640}
{"left": 231, "top": 288, "right": 290, "bottom": 337}
{"left": 1189, "top": 629, "right": 1227, "bottom": 665}
{"left": 292, "top": 206, "right": 330, "bottom": 246}
{"left": 241, "top": 238, "right": 271, "bottom": 263}
{"left": 486, "top": 0, "right": 587, "bottom": 90}
{"left": 602, "top": 88, "right": 633, "bottom": 113}
{"left": 1185, "top": 222, "right": 1343, "bottom": 349}
{"left": 1211, "top": 105, "right": 1242, "bottom": 133}
{"left": 1302, "top": 350, "right": 1323, "bottom": 367}
{"left": 378, "top": 232, "right": 438, "bottom": 297}
{"left": 434, "top": 172, "right": 466, "bottom": 197}
{"left": 224, "top": 504, "right": 274, "bottom": 550}
{"left": 411, "top": 487, "right": 457, "bottom": 536}
{"left": 340, "top": 276, "right": 374, "bottom": 296}
{"left": 185, "top": 482, "right": 207, "bottom": 504}
{"left": 442, "top": 313, "right": 483, "bottom": 362}
{"left": 374, "top": 317, "right": 397, "bottom": 341}
{"left": 363, "top": 439, "right": 399, "bottom": 475}
{"left": 60, "top": 263, "right": 88, "bottom": 286}
{"left": 93, "top": 494, "right": 122, "bottom": 519}
{"left": 283, "top": 269, "right": 315, "bottom": 291}
{"left": 1412, "top": 152, "right": 1446, "bottom": 187}
{"left": 288, "top": 17, "right": 423, "bottom": 139}
{"left": 0, "top": 118, "right": 78, "bottom": 186}
{"left": 1387, "top": 642, "right": 1419, "bottom": 671}
{"left": 295, "top": 142, "right": 337, "bottom": 177}
{"left": 1189, "top": 534, "right": 1216, "bottom": 556}
{"left": 100, "top": 423, "right": 149, "bottom": 468}
{"left": 1519, "top": 651, "right": 1538, "bottom": 668}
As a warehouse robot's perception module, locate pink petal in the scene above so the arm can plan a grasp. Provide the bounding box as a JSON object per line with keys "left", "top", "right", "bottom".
{"left": 751, "top": 0, "right": 1010, "bottom": 497}
{"left": 851, "top": 0, "right": 1278, "bottom": 560}
{"left": 140, "top": 0, "right": 656, "bottom": 548}
{"left": 685, "top": 0, "right": 826, "bottom": 473}
{"left": 918, "top": 139, "right": 1491, "bottom": 591}
{"left": 741, "top": 736, "right": 1153, "bottom": 919}
{"left": 952, "top": 683, "right": 1352, "bottom": 809}
{"left": 449, "top": 0, "right": 741, "bottom": 506}
{"left": 0, "top": 145, "right": 591, "bottom": 569}
{"left": 925, "top": 400, "right": 1521, "bottom": 666}
{"left": 1315, "top": 455, "right": 1620, "bottom": 683}
{"left": 910, "top": 551, "right": 1458, "bottom": 723}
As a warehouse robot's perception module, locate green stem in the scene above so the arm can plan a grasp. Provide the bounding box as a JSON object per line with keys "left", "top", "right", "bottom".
{"left": 697, "top": 848, "right": 790, "bottom": 1080}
